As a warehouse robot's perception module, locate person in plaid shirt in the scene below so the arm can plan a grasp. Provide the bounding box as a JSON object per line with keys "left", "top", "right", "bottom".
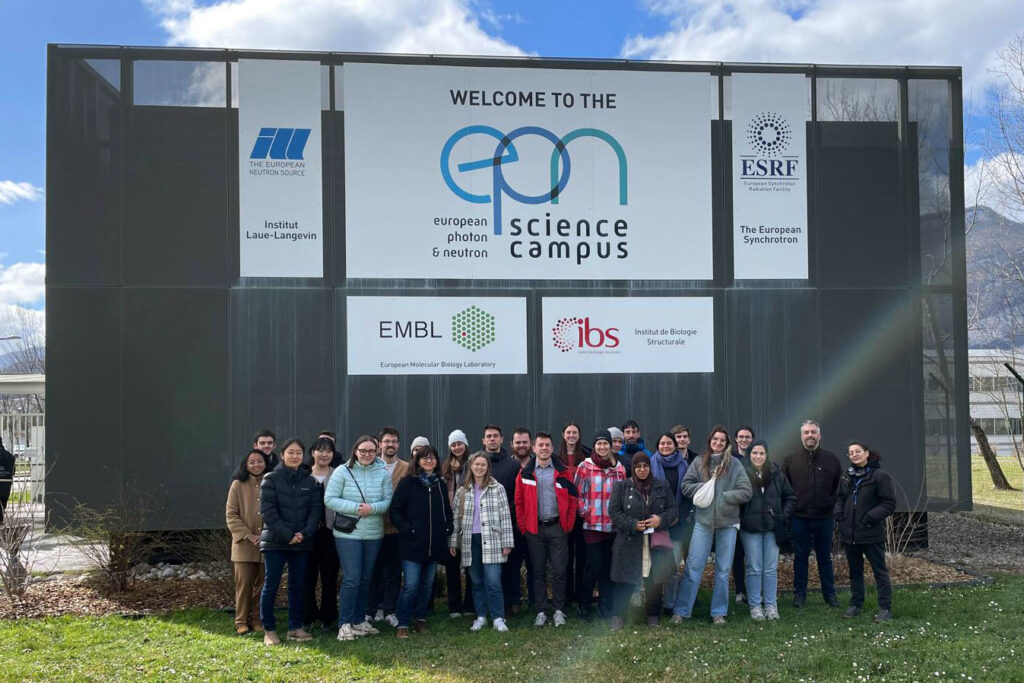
{"left": 573, "top": 429, "right": 626, "bottom": 620}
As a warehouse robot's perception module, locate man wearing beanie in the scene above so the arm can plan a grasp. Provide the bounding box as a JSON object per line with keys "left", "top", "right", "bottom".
{"left": 607, "top": 427, "right": 624, "bottom": 455}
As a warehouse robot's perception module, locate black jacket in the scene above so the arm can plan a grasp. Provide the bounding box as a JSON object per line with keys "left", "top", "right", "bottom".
{"left": 0, "top": 438, "right": 14, "bottom": 521}
{"left": 484, "top": 448, "right": 519, "bottom": 516}
{"left": 782, "top": 447, "right": 842, "bottom": 519}
{"left": 834, "top": 458, "right": 897, "bottom": 545}
{"left": 609, "top": 478, "right": 679, "bottom": 585}
{"left": 740, "top": 462, "right": 796, "bottom": 535}
{"left": 390, "top": 474, "right": 454, "bottom": 563}
{"left": 259, "top": 463, "right": 323, "bottom": 551}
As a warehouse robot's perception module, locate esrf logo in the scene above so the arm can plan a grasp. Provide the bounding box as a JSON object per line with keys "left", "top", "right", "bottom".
{"left": 552, "top": 316, "right": 619, "bottom": 353}
{"left": 250, "top": 127, "right": 312, "bottom": 160}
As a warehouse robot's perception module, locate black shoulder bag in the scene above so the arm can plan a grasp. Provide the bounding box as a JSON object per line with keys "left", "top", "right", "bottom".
{"left": 332, "top": 466, "right": 367, "bottom": 534}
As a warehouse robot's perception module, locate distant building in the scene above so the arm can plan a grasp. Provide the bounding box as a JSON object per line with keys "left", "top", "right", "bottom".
{"left": 967, "top": 349, "right": 1023, "bottom": 455}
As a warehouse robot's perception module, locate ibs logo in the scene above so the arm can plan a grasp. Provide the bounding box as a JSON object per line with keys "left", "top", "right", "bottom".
{"left": 452, "top": 305, "right": 496, "bottom": 352}
{"left": 440, "top": 126, "right": 627, "bottom": 235}
{"left": 250, "top": 127, "right": 312, "bottom": 160}
{"left": 739, "top": 112, "right": 799, "bottom": 179}
{"left": 551, "top": 316, "right": 619, "bottom": 353}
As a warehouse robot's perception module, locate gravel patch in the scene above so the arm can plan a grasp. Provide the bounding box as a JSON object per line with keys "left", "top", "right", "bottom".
{"left": 914, "top": 511, "right": 1024, "bottom": 574}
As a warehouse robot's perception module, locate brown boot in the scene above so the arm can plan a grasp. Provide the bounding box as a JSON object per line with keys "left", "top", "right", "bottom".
{"left": 413, "top": 619, "right": 427, "bottom": 634}
{"left": 235, "top": 624, "right": 250, "bottom": 635}
{"left": 396, "top": 627, "right": 410, "bottom": 639}
{"left": 263, "top": 631, "right": 280, "bottom": 646}
{"left": 252, "top": 621, "right": 265, "bottom": 633}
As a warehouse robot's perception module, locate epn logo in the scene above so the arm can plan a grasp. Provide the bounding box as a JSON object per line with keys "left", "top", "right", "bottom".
{"left": 552, "top": 316, "right": 620, "bottom": 353}
{"left": 250, "top": 127, "right": 311, "bottom": 160}
{"left": 440, "top": 125, "right": 627, "bottom": 235}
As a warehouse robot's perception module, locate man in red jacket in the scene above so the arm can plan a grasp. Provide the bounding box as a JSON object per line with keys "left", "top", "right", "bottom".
{"left": 515, "top": 432, "right": 579, "bottom": 628}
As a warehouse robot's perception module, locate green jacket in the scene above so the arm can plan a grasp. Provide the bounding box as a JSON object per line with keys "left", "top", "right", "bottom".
{"left": 680, "top": 453, "right": 753, "bottom": 529}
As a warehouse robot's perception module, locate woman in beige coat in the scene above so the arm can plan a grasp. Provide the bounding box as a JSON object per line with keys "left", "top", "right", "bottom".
{"left": 226, "top": 449, "right": 268, "bottom": 634}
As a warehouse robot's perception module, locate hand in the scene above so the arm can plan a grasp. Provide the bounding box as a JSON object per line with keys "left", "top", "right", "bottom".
{"left": 289, "top": 532, "right": 303, "bottom": 545}
{"left": 357, "top": 503, "right": 372, "bottom": 517}
{"left": 501, "top": 547, "right": 512, "bottom": 556}
{"left": 648, "top": 514, "right": 661, "bottom": 529}
{"left": 450, "top": 548, "right": 457, "bottom": 557}
{"left": 635, "top": 520, "right": 647, "bottom": 532}
{"left": 248, "top": 534, "right": 260, "bottom": 545}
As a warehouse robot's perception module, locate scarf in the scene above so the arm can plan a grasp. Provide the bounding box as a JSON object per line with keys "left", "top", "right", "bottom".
{"left": 650, "top": 449, "right": 685, "bottom": 505}
{"left": 419, "top": 472, "right": 440, "bottom": 488}
{"left": 632, "top": 472, "right": 653, "bottom": 498}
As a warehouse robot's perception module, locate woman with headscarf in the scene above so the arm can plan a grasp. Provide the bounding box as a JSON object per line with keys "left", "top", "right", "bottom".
{"left": 608, "top": 452, "right": 679, "bottom": 630}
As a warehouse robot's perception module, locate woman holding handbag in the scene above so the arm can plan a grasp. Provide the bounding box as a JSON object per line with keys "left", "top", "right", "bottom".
{"left": 671, "top": 426, "right": 752, "bottom": 625}
{"left": 649, "top": 432, "right": 690, "bottom": 614}
{"left": 739, "top": 440, "right": 794, "bottom": 621}
{"left": 608, "top": 452, "right": 679, "bottom": 630}
{"left": 324, "top": 435, "right": 393, "bottom": 642}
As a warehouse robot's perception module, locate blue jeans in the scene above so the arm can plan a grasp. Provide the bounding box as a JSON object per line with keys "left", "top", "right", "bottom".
{"left": 468, "top": 534, "right": 505, "bottom": 620}
{"left": 673, "top": 523, "right": 737, "bottom": 618}
{"left": 260, "top": 549, "right": 310, "bottom": 632}
{"left": 335, "top": 537, "right": 382, "bottom": 627}
{"left": 791, "top": 517, "right": 835, "bottom": 598}
{"left": 398, "top": 560, "right": 438, "bottom": 627}
{"left": 740, "top": 530, "right": 779, "bottom": 608}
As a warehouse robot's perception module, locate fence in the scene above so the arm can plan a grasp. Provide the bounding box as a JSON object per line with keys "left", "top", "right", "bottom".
{"left": 1, "top": 413, "right": 45, "bottom": 521}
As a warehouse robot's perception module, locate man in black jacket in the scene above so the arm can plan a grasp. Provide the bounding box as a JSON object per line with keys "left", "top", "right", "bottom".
{"left": 253, "top": 429, "right": 279, "bottom": 471}
{"left": 0, "top": 437, "right": 15, "bottom": 524}
{"left": 782, "top": 420, "right": 842, "bottom": 608}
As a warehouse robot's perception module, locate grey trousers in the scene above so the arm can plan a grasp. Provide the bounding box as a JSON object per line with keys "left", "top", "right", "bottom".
{"left": 524, "top": 522, "right": 569, "bottom": 613}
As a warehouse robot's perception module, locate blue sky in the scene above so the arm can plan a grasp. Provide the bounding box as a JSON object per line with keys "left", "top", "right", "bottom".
{"left": 1, "top": 0, "right": 1021, "bottom": 318}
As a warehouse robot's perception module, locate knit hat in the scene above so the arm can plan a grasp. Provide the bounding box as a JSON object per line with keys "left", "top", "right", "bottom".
{"left": 410, "top": 436, "right": 430, "bottom": 453}
{"left": 447, "top": 429, "right": 468, "bottom": 447}
{"left": 631, "top": 452, "right": 651, "bottom": 470}
{"left": 593, "top": 429, "right": 612, "bottom": 445}
{"left": 607, "top": 427, "right": 624, "bottom": 440}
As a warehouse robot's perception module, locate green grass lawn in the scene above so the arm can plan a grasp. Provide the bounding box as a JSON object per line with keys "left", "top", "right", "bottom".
{"left": 972, "top": 456, "right": 1024, "bottom": 511}
{"left": 2, "top": 577, "right": 1023, "bottom": 681}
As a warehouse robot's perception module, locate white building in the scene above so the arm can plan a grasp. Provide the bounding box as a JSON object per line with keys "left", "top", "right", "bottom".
{"left": 968, "top": 349, "right": 1023, "bottom": 455}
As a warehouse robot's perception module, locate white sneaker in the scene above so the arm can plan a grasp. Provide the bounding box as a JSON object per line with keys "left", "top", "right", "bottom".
{"left": 553, "top": 610, "right": 567, "bottom": 627}
{"left": 470, "top": 616, "right": 487, "bottom": 632}
{"left": 384, "top": 613, "right": 399, "bottom": 628}
{"left": 449, "top": 612, "right": 462, "bottom": 619}
{"left": 533, "top": 612, "right": 548, "bottom": 627}
{"left": 750, "top": 606, "right": 765, "bottom": 621}
{"left": 337, "top": 624, "right": 355, "bottom": 641}
{"left": 493, "top": 617, "right": 509, "bottom": 633}
{"left": 373, "top": 609, "right": 385, "bottom": 622}
{"left": 765, "top": 605, "right": 780, "bottom": 620}
{"left": 353, "top": 621, "right": 379, "bottom": 635}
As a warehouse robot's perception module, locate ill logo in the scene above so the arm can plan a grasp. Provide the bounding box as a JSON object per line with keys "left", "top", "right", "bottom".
{"left": 452, "top": 306, "right": 496, "bottom": 352}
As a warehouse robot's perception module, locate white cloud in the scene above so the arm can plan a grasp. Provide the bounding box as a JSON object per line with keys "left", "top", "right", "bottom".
{"left": 146, "top": 0, "right": 525, "bottom": 56}
{"left": 622, "top": 0, "right": 1022, "bottom": 96}
{"left": 0, "top": 262, "right": 45, "bottom": 306}
{"left": 0, "top": 304, "right": 45, "bottom": 346}
{"left": 0, "top": 181, "right": 43, "bottom": 206}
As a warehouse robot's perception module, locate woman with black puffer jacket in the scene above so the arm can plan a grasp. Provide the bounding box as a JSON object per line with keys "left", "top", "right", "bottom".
{"left": 738, "top": 440, "right": 794, "bottom": 622}
{"left": 834, "top": 440, "right": 897, "bottom": 623}
{"left": 259, "top": 437, "right": 323, "bottom": 646}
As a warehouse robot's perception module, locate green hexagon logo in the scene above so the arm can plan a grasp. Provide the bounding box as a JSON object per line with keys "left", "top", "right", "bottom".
{"left": 451, "top": 305, "right": 496, "bottom": 352}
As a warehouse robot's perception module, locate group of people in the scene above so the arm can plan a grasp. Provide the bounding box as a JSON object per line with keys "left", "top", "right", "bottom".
{"left": 225, "top": 419, "right": 897, "bottom": 645}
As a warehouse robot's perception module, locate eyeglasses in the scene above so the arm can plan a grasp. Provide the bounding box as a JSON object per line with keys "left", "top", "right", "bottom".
{"left": 356, "top": 448, "right": 377, "bottom": 456}
{"left": 420, "top": 454, "right": 437, "bottom": 460}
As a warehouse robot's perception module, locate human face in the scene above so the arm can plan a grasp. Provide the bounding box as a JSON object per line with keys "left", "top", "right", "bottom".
{"left": 355, "top": 440, "right": 378, "bottom": 466}
{"left": 709, "top": 431, "right": 727, "bottom": 454}
{"left": 623, "top": 425, "right": 640, "bottom": 445}
{"left": 594, "top": 440, "right": 612, "bottom": 459}
{"left": 380, "top": 433, "right": 400, "bottom": 459}
{"left": 470, "top": 455, "right": 489, "bottom": 482}
{"left": 534, "top": 437, "right": 553, "bottom": 465}
{"left": 449, "top": 441, "right": 466, "bottom": 458}
{"left": 674, "top": 430, "right": 690, "bottom": 451}
{"left": 735, "top": 430, "right": 753, "bottom": 453}
{"left": 801, "top": 423, "right": 821, "bottom": 450}
{"left": 633, "top": 460, "right": 651, "bottom": 481}
{"left": 563, "top": 425, "right": 579, "bottom": 449}
{"left": 611, "top": 437, "right": 623, "bottom": 452}
{"left": 411, "top": 446, "right": 425, "bottom": 459}
{"left": 255, "top": 436, "right": 275, "bottom": 455}
{"left": 281, "top": 442, "right": 304, "bottom": 469}
{"left": 419, "top": 451, "right": 438, "bottom": 474}
{"left": 483, "top": 429, "right": 503, "bottom": 453}
{"left": 312, "top": 447, "right": 333, "bottom": 467}
{"left": 246, "top": 453, "right": 266, "bottom": 477}
{"left": 657, "top": 436, "right": 676, "bottom": 455}
{"left": 512, "top": 432, "right": 531, "bottom": 458}
{"left": 750, "top": 445, "right": 767, "bottom": 469}
{"left": 848, "top": 443, "right": 869, "bottom": 467}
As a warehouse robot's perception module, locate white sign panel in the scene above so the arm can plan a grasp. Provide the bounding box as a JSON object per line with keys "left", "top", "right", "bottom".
{"left": 239, "top": 60, "right": 323, "bottom": 277}
{"left": 542, "top": 297, "right": 714, "bottom": 374}
{"left": 347, "top": 296, "right": 527, "bottom": 375}
{"left": 344, "top": 63, "right": 713, "bottom": 280}
{"left": 732, "top": 73, "right": 808, "bottom": 280}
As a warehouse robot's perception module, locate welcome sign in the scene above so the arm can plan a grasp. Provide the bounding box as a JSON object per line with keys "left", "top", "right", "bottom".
{"left": 238, "top": 60, "right": 324, "bottom": 278}
{"left": 343, "top": 63, "right": 713, "bottom": 280}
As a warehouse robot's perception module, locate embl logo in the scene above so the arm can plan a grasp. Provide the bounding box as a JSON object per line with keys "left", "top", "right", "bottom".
{"left": 552, "top": 316, "right": 619, "bottom": 352}
{"left": 250, "top": 127, "right": 311, "bottom": 160}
